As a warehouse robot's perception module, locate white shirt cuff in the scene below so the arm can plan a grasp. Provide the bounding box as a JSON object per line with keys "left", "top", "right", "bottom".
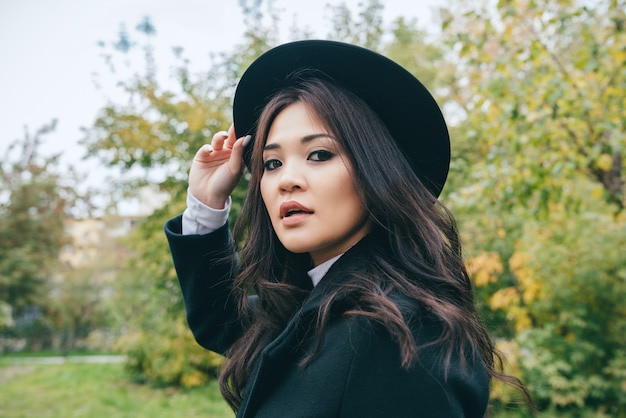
{"left": 182, "top": 191, "right": 231, "bottom": 235}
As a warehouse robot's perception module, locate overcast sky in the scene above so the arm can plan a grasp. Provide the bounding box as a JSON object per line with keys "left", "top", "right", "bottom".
{"left": 0, "top": 0, "right": 442, "bottom": 212}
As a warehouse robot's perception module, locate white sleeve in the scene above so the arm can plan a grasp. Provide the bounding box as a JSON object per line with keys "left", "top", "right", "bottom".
{"left": 182, "top": 190, "right": 231, "bottom": 235}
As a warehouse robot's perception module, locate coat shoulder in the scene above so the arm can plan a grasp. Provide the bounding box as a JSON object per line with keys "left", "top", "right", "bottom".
{"left": 333, "top": 309, "right": 490, "bottom": 418}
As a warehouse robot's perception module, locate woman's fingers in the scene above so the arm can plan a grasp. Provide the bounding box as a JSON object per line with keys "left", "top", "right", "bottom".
{"left": 224, "top": 124, "right": 237, "bottom": 148}
{"left": 193, "top": 143, "right": 214, "bottom": 162}
{"left": 211, "top": 130, "right": 229, "bottom": 151}
{"left": 209, "top": 125, "right": 239, "bottom": 153}
{"left": 188, "top": 128, "right": 250, "bottom": 207}
{"left": 195, "top": 126, "right": 250, "bottom": 170}
{"left": 227, "top": 134, "right": 251, "bottom": 173}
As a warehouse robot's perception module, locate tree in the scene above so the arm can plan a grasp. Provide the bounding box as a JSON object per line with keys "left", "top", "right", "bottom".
{"left": 0, "top": 121, "right": 86, "bottom": 349}
{"left": 440, "top": 0, "right": 625, "bottom": 213}
{"left": 49, "top": 213, "right": 124, "bottom": 354}
{"left": 326, "top": 0, "right": 385, "bottom": 49}
{"left": 438, "top": 0, "right": 626, "bottom": 415}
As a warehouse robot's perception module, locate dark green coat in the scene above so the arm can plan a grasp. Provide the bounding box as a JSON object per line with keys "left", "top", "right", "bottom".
{"left": 165, "top": 216, "right": 489, "bottom": 417}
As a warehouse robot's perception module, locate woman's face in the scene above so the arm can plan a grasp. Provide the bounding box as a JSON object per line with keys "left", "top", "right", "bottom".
{"left": 260, "top": 102, "right": 370, "bottom": 267}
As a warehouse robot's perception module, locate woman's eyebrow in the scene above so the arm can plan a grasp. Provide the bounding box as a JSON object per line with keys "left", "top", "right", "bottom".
{"left": 263, "top": 133, "right": 336, "bottom": 151}
{"left": 302, "top": 133, "right": 335, "bottom": 143}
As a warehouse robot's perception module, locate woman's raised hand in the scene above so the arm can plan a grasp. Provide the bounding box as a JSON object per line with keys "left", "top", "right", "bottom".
{"left": 188, "top": 124, "right": 250, "bottom": 209}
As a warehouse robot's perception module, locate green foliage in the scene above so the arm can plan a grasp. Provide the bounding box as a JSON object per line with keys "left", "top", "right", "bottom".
{"left": 0, "top": 121, "right": 117, "bottom": 354}
{"left": 508, "top": 203, "right": 626, "bottom": 415}
{"left": 385, "top": 17, "right": 452, "bottom": 98}
{"left": 48, "top": 265, "right": 116, "bottom": 355}
{"left": 108, "top": 198, "right": 227, "bottom": 388}
{"left": 118, "top": 320, "right": 224, "bottom": 389}
{"left": 327, "top": 0, "right": 385, "bottom": 49}
{"left": 0, "top": 122, "right": 67, "bottom": 318}
{"left": 441, "top": 0, "right": 625, "bottom": 214}
{"left": 440, "top": 0, "right": 626, "bottom": 414}
{"left": 0, "top": 122, "right": 105, "bottom": 353}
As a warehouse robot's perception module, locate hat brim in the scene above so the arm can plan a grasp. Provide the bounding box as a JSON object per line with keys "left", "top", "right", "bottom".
{"left": 233, "top": 40, "right": 450, "bottom": 197}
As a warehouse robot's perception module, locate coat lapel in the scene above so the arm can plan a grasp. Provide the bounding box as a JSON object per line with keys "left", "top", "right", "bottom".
{"left": 237, "top": 236, "right": 374, "bottom": 417}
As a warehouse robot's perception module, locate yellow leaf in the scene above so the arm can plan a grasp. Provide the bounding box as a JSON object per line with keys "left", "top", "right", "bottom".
{"left": 591, "top": 187, "right": 604, "bottom": 200}
{"left": 490, "top": 287, "right": 519, "bottom": 310}
{"left": 509, "top": 251, "right": 541, "bottom": 302}
{"left": 514, "top": 312, "right": 532, "bottom": 331}
{"left": 596, "top": 153, "right": 613, "bottom": 172}
{"left": 468, "top": 252, "right": 503, "bottom": 287}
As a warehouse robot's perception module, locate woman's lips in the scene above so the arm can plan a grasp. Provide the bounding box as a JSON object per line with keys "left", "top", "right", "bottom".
{"left": 280, "top": 201, "right": 313, "bottom": 218}
{"left": 281, "top": 211, "right": 312, "bottom": 226}
{"left": 279, "top": 201, "right": 314, "bottom": 226}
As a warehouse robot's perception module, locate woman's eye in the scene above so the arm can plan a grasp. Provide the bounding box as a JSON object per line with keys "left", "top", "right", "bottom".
{"left": 263, "top": 159, "right": 282, "bottom": 171}
{"left": 308, "top": 150, "right": 334, "bottom": 162}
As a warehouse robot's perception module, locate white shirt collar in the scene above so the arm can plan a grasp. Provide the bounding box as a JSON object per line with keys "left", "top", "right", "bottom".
{"left": 307, "top": 254, "right": 343, "bottom": 287}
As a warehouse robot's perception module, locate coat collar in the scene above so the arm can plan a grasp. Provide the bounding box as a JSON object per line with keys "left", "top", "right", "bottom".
{"left": 238, "top": 235, "right": 376, "bottom": 417}
{"left": 260, "top": 233, "right": 377, "bottom": 363}
{"left": 300, "top": 234, "right": 375, "bottom": 316}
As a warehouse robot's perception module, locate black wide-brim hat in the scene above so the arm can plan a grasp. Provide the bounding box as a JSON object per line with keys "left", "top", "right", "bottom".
{"left": 233, "top": 40, "right": 450, "bottom": 197}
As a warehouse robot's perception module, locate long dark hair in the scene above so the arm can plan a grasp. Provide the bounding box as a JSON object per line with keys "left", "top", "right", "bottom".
{"left": 219, "top": 75, "right": 531, "bottom": 412}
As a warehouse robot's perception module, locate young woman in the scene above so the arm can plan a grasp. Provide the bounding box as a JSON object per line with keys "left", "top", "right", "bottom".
{"left": 165, "top": 40, "right": 526, "bottom": 417}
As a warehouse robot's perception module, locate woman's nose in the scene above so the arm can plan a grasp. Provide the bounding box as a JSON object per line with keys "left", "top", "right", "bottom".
{"left": 278, "top": 162, "right": 306, "bottom": 192}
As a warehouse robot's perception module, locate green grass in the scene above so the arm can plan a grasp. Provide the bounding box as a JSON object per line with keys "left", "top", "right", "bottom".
{"left": 0, "top": 362, "right": 234, "bottom": 417}
{"left": 1, "top": 349, "right": 112, "bottom": 358}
